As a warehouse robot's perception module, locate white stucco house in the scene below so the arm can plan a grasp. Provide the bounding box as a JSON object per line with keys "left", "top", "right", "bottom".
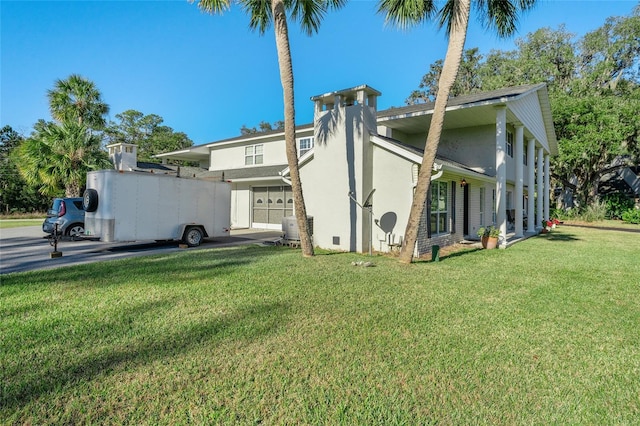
{"left": 156, "top": 83, "right": 557, "bottom": 256}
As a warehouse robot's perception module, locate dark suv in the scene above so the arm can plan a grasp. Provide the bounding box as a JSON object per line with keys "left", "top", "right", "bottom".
{"left": 42, "top": 198, "right": 85, "bottom": 237}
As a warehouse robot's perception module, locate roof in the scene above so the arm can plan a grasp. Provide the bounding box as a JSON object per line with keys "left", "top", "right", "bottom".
{"left": 376, "top": 84, "right": 544, "bottom": 119}
{"left": 221, "top": 164, "right": 289, "bottom": 181}
{"left": 157, "top": 83, "right": 557, "bottom": 160}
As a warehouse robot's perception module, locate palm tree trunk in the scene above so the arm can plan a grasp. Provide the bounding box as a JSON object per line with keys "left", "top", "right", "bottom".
{"left": 271, "top": 0, "right": 314, "bottom": 257}
{"left": 398, "top": 0, "right": 471, "bottom": 264}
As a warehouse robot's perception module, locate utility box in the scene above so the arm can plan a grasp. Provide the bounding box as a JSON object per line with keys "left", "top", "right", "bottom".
{"left": 83, "top": 169, "right": 231, "bottom": 247}
{"left": 282, "top": 216, "right": 313, "bottom": 242}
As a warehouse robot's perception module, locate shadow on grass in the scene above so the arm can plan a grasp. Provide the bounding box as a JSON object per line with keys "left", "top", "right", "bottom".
{"left": 0, "top": 245, "right": 286, "bottom": 290}
{"left": 1, "top": 298, "right": 291, "bottom": 410}
{"left": 540, "top": 232, "right": 581, "bottom": 242}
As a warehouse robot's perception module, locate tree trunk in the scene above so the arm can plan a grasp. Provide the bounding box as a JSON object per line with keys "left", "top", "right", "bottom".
{"left": 397, "top": 0, "right": 471, "bottom": 264}
{"left": 271, "top": 0, "right": 314, "bottom": 257}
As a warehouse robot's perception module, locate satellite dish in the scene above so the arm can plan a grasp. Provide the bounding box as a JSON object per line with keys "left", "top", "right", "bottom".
{"left": 363, "top": 189, "right": 376, "bottom": 207}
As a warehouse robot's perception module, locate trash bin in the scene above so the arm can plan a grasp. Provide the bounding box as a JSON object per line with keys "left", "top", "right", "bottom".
{"left": 431, "top": 245, "right": 440, "bottom": 262}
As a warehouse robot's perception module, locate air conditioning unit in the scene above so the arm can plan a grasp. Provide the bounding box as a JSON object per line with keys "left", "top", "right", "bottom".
{"left": 282, "top": 216, "right": 313, "bottom": 241}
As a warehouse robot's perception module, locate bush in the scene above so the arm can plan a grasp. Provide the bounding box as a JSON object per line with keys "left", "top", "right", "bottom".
{"left": 602, "top": 193, "right": 635, "bottom": 219}
{"left": 622, "top": 209, "right": 640, "bottom": 224}
{"left": 582, "top": 200, "right": 607, "bottom": 222}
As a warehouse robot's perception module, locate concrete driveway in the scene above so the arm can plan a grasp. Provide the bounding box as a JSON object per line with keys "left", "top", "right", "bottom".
{"left": 0, "top": 226, "right": 284, "bottom": 275}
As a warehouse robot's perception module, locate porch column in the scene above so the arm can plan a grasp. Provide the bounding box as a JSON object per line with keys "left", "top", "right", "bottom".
{"left": 544, "top": 154, "right": 551, "bottom": 221}
{"left": 526, "top": 138, "right": 536, "bottom": 234}
{"left": 537, "top": 147, "right": 544, "bottom": 230}
{"left": 514, "top": 124, "right": 524, "bottom": 238}
{"left": 495, "top": 105, "right": 507, "bottom": 247}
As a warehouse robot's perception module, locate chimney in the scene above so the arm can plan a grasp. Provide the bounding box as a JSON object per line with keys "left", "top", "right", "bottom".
{"left": 107, "top": 143, "right": 138, "bottom": 171}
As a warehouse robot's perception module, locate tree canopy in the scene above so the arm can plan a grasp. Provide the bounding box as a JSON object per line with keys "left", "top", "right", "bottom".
{"left": 406, "top": 5, "right": 640, "bottom": 208}
{"left": 104, "top": 110, "right": 194, "bottom": 163}
{"left": 13, "top": 75, "right": 113, "bottom": 198}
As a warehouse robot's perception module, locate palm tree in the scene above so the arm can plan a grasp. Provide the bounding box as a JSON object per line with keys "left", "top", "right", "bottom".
{"left": 378, "top": 0, "right": 536, "bottom": 263}
{"left": 47, "top": 74, "right": 109, "bottom": 129}
{"left": 13, "top": 121, "right": 112, "bottom": 197}
{"left": 193, "top": 0, "right": 345, "bottom": 258}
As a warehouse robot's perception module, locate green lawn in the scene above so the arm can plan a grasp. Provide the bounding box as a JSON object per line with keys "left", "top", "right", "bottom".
{"left": 2, "top": 226, "right": 639, "bottom": 424}
{"left": 0, "top": 218, "right": 44, "bottom": 229}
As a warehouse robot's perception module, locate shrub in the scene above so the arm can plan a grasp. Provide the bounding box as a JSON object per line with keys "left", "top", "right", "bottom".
{"left": 622, "top": 209, "right": 640, "bottom": 224}
{"left": 602, "top": 193, "right": 635, "bottom": 219}
{"left": 582, "top": 200, "right": 607, "bottom": 222}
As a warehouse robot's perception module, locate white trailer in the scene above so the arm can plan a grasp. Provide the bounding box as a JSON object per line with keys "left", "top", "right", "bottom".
{"left": 83, "top": 169, "right": 231, "bottom": 246}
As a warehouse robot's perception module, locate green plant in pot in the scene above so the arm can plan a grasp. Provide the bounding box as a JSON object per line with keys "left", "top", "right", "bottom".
{"left": 477, "top": 225, "right": 501, "bottom": 249}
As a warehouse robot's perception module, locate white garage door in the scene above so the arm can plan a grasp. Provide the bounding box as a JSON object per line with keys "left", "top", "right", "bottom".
{"left": 252, "top": 186, "right": 293, "bottom": 230}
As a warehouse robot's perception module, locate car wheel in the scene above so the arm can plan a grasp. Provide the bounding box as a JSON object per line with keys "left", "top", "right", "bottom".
{"left": 66, "top": 224, "right": 85, "bottom": 239}
{"left": 183, "top": 227, "right": 203, "bottom": 247}
{"left": 83, "top": 189, "right": 99, "bottom": 212}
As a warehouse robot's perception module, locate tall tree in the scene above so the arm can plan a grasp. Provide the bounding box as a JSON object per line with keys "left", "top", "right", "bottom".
{"left": 14, "top": 76, "right": 112, "bottom": 197}
{"left": 193, "top": 0, "right": 345, "bottom": 258}
{"left": 14, "top": 121, "right": 112, "bottom": 197}
{"left": 105, "top": 110, "right": 193, "bottom": 163}
{"left": 47, "top": 74, "right": 110, "bottom": 129}
{"left": 405, "top": 47, "right": 483, "bottom": 104}
{"left": 0, "top": 126, "right": 49, "bottom": 214}
{"left": 378, "top": 0, "right": 536, "bottom": 263}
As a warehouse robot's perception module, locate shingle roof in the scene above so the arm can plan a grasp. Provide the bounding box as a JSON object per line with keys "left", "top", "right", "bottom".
{"left": 376, "top": 84, "right": 544, "bottom": 118}
{"left": 221, "top": 165, "right": 288, "bottom": 180}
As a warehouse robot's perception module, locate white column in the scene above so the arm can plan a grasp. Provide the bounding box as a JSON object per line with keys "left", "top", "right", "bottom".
{"left": 544, "top": 154, "right": 550, "bottom": 221}
{"left": 537, "top": 147, "right": 544, "bottom": 230}
{"left": 514, "top": 125, "right": 524, "bottom": 238}
{"left": 495, "top": 106, "right": 507, "bottom": 247}
{"left": 527, "top": 139, "right": 536, "bottom": 234}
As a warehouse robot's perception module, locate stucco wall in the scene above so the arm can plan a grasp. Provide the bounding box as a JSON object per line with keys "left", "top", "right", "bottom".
{"left": 209, "top": 139, "right": 286, "bottom": 171}
{"left": 301, "top": 103, "right": 376, "bottom": 253}
{"left": 371, "top": 145, "right": 415, "bottom": 252}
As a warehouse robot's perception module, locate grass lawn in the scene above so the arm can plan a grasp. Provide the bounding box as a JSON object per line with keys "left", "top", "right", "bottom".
{"left": 0, "top": 218, "right": 44, "bottom": 229}
{"left": 2, "top": 226, "right": 639, "bottom": 424}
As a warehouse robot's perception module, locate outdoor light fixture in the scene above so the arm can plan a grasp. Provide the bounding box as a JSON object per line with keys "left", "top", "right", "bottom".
{"left": 460, "top": 179, "right": 467, "bottom": 187}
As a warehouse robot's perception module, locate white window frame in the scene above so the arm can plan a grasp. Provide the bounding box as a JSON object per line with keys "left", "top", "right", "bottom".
{"left": 245, "top": 144, "right": 263, "bottom": 166}
{"left": 506, "top": 131, "right": 514, "bottom": 158}
{"left": 299, "top": 137, "right": 314, "bottom": 156}
{"left": 430, "top": 181, "right": 449, "bottom": 235}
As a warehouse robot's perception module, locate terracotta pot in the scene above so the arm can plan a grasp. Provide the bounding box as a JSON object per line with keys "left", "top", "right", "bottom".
{"left": 481, "top": 236, "right": 498, "bottom": 249}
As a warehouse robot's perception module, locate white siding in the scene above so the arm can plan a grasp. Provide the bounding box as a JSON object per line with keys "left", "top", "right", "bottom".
{"left": 509, "top": 93, "right": 550, "bottom": 152}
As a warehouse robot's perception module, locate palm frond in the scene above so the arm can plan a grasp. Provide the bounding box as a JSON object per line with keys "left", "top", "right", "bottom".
{"left": 377, "top": 0, "right": 438, "bottom": 29}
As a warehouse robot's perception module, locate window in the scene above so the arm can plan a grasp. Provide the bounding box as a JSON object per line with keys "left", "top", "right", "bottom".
{"left": 245, "top": 144, "right": 263, "bottom": 166}
{"left": 430, "top": 181, "right": 449, "bottom": 235}
{"left": 506, "top": 131, "right": 514, "bottom": 158}
{"left": 299, "top": 137, "right": 314, "bottom": 156}
{"left": 492, "top": 189, "right": 497, "bottom": 224}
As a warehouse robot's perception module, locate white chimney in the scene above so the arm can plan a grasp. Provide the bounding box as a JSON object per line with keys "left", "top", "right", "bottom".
{"left": 107, "top": 143, "right": 138, "bottom": 171}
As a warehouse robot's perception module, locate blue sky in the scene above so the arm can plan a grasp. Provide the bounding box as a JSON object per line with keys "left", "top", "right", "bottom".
{"left": 1, "top": 0, "right": 637, "bottom": 145}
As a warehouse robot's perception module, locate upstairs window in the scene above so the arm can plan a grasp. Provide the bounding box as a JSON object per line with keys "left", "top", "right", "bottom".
{"left": 506, "top": 131, "right": 514, "bottom": 158}
{"left": 245, "top": 144, "right": 263, "bottom": 166}
{"left": 299, "top": 137, "right": 314, "bottom": 156}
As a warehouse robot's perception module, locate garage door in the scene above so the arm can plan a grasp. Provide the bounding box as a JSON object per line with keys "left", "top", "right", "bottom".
{"left": 252, "top": 186, "right": 293, "bottom": 230}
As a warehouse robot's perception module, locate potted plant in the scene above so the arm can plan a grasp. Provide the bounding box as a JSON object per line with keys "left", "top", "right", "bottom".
{"left": 477, "top": 225, "right": 501, "bottom": 249}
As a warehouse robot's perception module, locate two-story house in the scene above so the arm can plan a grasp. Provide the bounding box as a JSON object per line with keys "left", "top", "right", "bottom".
{"left": 156, "top": 83, "right": 557, "bottom": 256}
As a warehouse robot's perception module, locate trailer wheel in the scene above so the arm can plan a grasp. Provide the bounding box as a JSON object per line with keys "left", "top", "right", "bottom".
{"left": 83, "top": 189, "right": 99, "bottom": 212}
{"left": 183, "top": 227, "right": 204, "bottom": 247}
